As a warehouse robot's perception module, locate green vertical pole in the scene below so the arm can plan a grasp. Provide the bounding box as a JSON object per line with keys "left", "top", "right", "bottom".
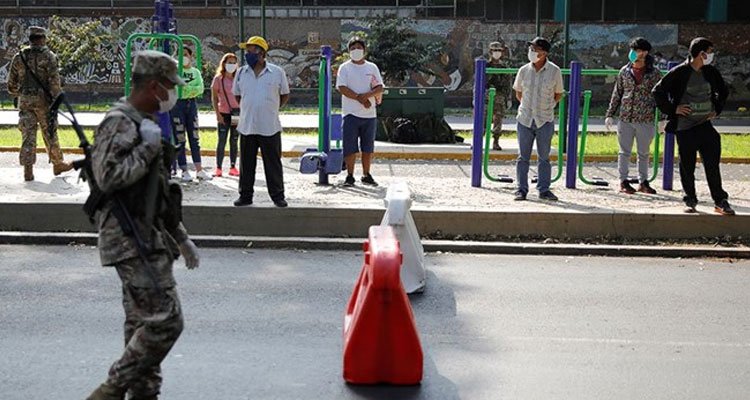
{"left": 563, "top": 0, "right": 570, "bottom": 66}
{"left": 535, "top": 0, "right": 541, "bottom": 36}
{"left": 239, "top": 0, "right": 245, "bottom": 58}
{"left": 261, "top": 0, "right": 267, "bottom": 38}
{"left": 707, "top": 0, "right": 728, "bottom": 22}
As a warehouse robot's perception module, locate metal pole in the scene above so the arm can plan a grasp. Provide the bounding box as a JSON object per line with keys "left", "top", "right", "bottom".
{"left": 565, "top": 61, "right": 582, "bottom": 189}
{"left": 563, "top": 0, "right": 570, "bottom": 66}
{"left": 261, "top": 0, "right": 267, "bottom": 38}
{"left": 535, "top": 0, "right": 541, "bottom": 37}
{"left": 318, "top": 45, "right": 332, "bottom": 185}
{"left": 471, "top": 58, "right": 487, "bottom": 188}
{"left": 661, "top": 61, "right": 680, "bottom": 191}
{"left": 239, "top": 0, "right": 245, "bottom": 61}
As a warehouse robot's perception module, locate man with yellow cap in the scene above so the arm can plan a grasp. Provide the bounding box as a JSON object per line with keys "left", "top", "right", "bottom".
{"left": 232, "top": 36, "right": 291, "bottom": 208}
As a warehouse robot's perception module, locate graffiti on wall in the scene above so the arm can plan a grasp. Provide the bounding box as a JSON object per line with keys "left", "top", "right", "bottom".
{"left": 0, "top": 16, "right": 748, "bottom": 107}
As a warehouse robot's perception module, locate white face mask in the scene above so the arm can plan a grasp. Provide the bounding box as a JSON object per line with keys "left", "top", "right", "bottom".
{"left": 528, "top": 48, "right": 540, "bottom": 63}
{"left": 225, "top": 63, "right": 237, "bottom": 73}
{"left": 491, "top": 51, "right": 502, "bottom": 60}
{"left": 350, "top": 49, "right": 365, "bottom": 62}
{"left": 183, "top": 56, "right": 191, "bottom": 67}
{"left": 156, "top": 83, "right": 178, "bottom": 113}
{"left": 703, "top": 52, "right": 714, "bottom": 65}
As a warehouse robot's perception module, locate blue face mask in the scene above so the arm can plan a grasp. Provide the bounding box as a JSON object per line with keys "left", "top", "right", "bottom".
{"left": 245, "top": 52, "right": 259, "bottom": 68}
{"left": 628, "top": 49, "right": 638, "bottom": 63}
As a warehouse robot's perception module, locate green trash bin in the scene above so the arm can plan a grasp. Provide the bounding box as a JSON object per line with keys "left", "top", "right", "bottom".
{"left": 376, "top": 87, "right": 445, "bottom": 141}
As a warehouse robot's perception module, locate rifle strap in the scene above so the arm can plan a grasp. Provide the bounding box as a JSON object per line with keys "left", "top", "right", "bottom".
{"left": 18, "top": 49, "right": 54, "bottom": 104}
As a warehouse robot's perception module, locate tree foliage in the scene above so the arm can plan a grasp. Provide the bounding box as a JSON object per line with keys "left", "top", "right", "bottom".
{"left": 357, "top": 15, "right": 442, "bottom": 85}
{"left": 45, "top": 15, "right": 116, "bottom": 79}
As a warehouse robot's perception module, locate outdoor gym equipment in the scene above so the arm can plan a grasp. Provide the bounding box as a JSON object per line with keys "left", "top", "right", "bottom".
{"left": 473, "top": 59, "right": 568, "bottom": 187}
{"left": 577, "top": 90, "right": 608, "bottom": 186}
{"left": 472, "top": 58, "right": 678, "bottom": 190}
{"left": 299, "top": 45, "right": 344, "bottom": 184}
{"left": 123, "top": 0, "right": 203, "bottom": 144}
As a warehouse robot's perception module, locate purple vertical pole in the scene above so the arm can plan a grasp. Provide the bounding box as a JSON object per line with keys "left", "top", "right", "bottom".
{"left": 319, "top": 45, "right": 332, "bottom": 185}
{"left": 565, "top": 61, "right": 582, "bottom": 189}
{"left": 471, "top": 58, "right": 487, "bottom": 187}
{"left": 661, "top": 61, "right": 680, "bottom": 191}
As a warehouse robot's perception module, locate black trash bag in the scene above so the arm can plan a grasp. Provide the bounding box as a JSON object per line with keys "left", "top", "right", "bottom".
{"left": 390, "top": 117, "right": 420, "bottom": 144}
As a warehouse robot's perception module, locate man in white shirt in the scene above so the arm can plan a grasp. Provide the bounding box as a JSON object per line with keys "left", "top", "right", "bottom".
{"left": 336, "top": 37, "right": 384, "bottom": 186}
{"left": 232, "top": 36, "right": 290, "bottom": 207}
{"left": 512, "top": 37, "right": 564, "bottom": 201}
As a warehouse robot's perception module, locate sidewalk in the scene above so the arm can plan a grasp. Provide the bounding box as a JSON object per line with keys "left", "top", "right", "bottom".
{"left": 1, "top": 151, "right": 748, "bottom": 240}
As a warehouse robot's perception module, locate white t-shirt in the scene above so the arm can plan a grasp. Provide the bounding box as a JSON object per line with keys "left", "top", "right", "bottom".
{"left": 336, "top": 60, "right": 383, "bottom": 119}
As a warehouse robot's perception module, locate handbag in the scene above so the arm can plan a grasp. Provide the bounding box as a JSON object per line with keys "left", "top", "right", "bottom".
{"left": 220, "top": 77, "right": 240, "bottom": 126}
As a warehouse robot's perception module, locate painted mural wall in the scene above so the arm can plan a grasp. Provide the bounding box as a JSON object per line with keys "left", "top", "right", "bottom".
{"left": 0, "top": 17, "right": 747, "bottom": 107}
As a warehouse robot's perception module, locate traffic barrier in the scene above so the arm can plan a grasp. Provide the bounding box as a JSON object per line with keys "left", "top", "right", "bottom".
{"left": 343, "top": 226, "right": 423, "bottom": 385}
{"left": 381, "top": 182, "right": 425, "bottom": 294}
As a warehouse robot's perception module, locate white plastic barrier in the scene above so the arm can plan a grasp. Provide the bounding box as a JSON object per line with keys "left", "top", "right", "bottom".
{"left": 381, "top": 182, "right": 426, "bottom": 294}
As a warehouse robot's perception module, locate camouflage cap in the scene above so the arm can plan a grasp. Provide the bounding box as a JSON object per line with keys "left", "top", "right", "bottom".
{"left": 132, "top": 50, "right": 186, "bottom": 86}
{"left": 28, "top": 26, "right": 47, "bottom": 38}
{"left": 489, "top": 41, "right": 505, "bottom": 50}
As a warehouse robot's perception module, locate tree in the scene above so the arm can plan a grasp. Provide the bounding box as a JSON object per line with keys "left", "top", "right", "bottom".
{"left": 355, "top": 15, "right": 443, "bottom": 86}
{"left": 45, "top": 15, "right": 115, "bottom": 82}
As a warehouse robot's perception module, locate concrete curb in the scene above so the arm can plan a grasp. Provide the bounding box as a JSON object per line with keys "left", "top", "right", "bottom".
{"left": 3, "top": 146, "right": 750, "bottom": 163}
{"left": 1, "top": 202, "right": 748, "bottom": 241}
{"left": 1, "top": 231, "right": 747, "bottom": 259}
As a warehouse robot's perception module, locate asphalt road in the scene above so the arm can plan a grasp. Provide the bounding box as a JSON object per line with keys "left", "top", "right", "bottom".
{"left": 1, "top": 245, "right": 749, "bottom": 399}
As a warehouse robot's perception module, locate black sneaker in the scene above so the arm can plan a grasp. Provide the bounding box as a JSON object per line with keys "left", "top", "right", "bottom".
{"left": 638, "top": 181, "right": 657, "bottom": 194}
{"left": 539, "top": 191, "right": 559, "bottom": 201}
{"left": 620, "top": 181, "right": 636, "bottom": 194}
{"left": 714, "top": 199, "right": 735, "bottom": 216}
{"left": 343, "top": 175, "right": 355, "bottom": 186}
{"left": 233, "top": 197, "right": 253, "bottom": 207}
{"left": 514, "top": 190, "right": 527, "bottom": 201}
{"left": 361, "top": 174, "right": 378, "bottom": 186}
{"left": 684, "top": 197, "right": 698, "bottom": 213}
{"left": 273, "top": 199, "right": 288, "bottom": 208}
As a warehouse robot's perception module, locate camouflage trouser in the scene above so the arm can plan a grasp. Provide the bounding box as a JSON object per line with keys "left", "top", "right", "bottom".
{"left": 484, "top": 91, "right": 506, "bottom": 139}
{"left": 106, "top": 252, "right": 184, "bottom": 398}
{"left": 18, "top": 95, "right": 64, "bottom": 166}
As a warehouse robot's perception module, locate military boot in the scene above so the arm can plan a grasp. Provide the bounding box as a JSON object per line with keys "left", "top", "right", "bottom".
{"left": 128, "top": 396, "right": 158, "bottom": 400}
{"left": 23, "top": 165, "right": 33, "bottom": 181}
{"left": 53, "top": 161, "right": 73, "bottom": 176}
{"left": 86, "top": 383, "right": 126, "bottom": 400}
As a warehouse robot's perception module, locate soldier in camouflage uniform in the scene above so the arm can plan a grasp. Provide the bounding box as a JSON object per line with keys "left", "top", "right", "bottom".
{"left": 486, "top": 41, "right": 512, "bottom": 151}
{"left": 86, "top": 51, "right": 200, "bottom": 400}
{"left": 6, "top": 26, "right": 72, "bottom": 181}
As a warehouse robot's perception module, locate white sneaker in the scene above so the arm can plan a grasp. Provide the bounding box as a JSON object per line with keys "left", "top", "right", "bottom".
{"left": 196, "top": 170, "right": 212, "bottom": 181}
{"left": 181, "top": 170, "right": 193, "bottom": 182}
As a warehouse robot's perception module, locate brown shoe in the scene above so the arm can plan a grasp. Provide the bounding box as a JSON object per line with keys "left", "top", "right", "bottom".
{"left": 637, "top": 181, "right": 657, "bottom": 194}
{"left": 53, "top": 161, "right": 73, "bottom": 176}
{"left": 620, "top": 181, "right": 636, "bottom": 194}
{"left": 23, "top": 165, "right": 34, "bottom": 181}
{"left": 86, "top": 383, "right": 125, "bottom": 400}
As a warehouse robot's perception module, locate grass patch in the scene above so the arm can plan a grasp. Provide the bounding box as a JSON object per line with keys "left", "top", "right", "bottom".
{"left": 2, "top": 127, "right": 749, "bottom": 159}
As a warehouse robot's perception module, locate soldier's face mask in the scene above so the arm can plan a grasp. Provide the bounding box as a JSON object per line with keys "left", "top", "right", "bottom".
{"left": 155, "top": 82, "right": 178, "bottom": 113}
{"left": 491, "top": 51, "right": 502, "bottom": 60}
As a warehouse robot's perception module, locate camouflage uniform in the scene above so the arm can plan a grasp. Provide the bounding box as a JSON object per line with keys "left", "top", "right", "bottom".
{"left": 6, "top": 27, "right": 69, "bottom": 179}
{"left": 88, "top": 51, "right": 191, "bottom": 400}
{"left": 485, "top": 42, "right": 511, "bottom": 149}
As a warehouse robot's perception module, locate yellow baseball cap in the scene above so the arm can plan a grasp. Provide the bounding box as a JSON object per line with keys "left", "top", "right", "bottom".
{"left": 239, "top": 36, "right": 269, "bottom": 52}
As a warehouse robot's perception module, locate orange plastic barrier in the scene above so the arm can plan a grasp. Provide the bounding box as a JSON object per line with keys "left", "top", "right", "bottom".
{"left": 342, "top": 226, "right": 423, "bottom": 385}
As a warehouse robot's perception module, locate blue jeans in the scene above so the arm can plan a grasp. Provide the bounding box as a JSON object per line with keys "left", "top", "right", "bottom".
{"left": 171, "top": 99, "right": 201, "bottom": 169}
{"left": 516, "top": 121, "right": 554, "bottom": 194}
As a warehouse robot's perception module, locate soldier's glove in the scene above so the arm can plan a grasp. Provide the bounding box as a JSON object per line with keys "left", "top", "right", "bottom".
{"left": 604, "top": 117, "right": 615, "bottom": 132}
{"left": 178, "top": 239, "right": 200, "bottom": 270}
{"left": 12, "top": 97, "right": 18, "bottom": 109}
{"left": 140, "top": 118, "right": 163, "bottom": 147}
